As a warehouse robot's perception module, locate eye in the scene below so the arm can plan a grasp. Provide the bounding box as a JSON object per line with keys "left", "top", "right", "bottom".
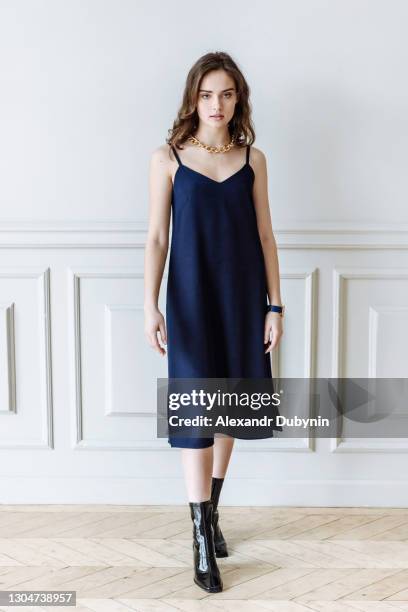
{"left": 224, "top": 93, "right": 232, "bottom": 98}
{"left": 201, "top": 94, "right": 210, "bottom": 99}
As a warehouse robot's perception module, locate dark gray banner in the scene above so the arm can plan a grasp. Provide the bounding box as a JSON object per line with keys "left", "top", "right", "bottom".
{"left": 156, "top": 378, "right": 408, "bottom": 439}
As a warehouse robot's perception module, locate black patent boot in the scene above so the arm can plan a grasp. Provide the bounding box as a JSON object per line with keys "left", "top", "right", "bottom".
{"left": 189, "top": 500, "right": 223, "bottom": 593}
{"left": 211, "top": 477, "right": 229, "bottom": 558}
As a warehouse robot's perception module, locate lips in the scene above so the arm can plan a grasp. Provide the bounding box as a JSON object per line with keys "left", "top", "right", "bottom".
{"left": 210, "top": 115, "right": 224, "bottom": 119}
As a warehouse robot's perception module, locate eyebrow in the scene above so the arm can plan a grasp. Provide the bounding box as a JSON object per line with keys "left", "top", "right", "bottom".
{"left": 198, "top": 88, "right": 235, "bottom": 93}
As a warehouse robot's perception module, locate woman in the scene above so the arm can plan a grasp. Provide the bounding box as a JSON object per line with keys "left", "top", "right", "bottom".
{"left": 144, "top": 51, "right": 284, "bottom": 593}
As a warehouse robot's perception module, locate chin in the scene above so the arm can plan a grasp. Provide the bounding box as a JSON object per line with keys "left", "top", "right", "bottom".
{"left": 207, "top": 119, "right": 227, "bottom": 127}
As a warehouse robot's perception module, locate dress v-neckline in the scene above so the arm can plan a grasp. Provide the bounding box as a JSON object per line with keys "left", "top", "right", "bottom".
{"left": 173, "top": 162, "right": 253, "bottom": 187}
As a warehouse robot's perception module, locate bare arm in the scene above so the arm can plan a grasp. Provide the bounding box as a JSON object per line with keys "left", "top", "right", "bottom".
{"left": 144, "top": 146, "right": 172, "bottom": 355}
{"left": 251, "top": 147, "right": 284, "bottom": 352}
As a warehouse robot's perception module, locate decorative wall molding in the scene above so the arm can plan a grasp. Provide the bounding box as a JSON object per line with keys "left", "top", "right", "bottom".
{"left": 69, "top": 267, "right": 148, "bottom": 449}
{"left": 331, "top": 267, "right": 408, "bottom": 453}
{"left": 104, "top": 303, "right": 149, "bottom": 417}
{"left": 0, "top": 221, "right": 407, "bottom": 249}
{"left": 330, "top": 437, "right": 408, "bottom": 453}
{"left": 272, "top": 267, "right": 318, "bottom": 379}
{"left": 268, "top": 267, "right": 318, "bottom": 453}
{"left": 68, "top": 266, "right": 313, "bottom": 453}
{"left": 332, "top": 267, "right": 408, "bottom": 379}
{"left": 0, "top": 268, "right": 53, "bottom": 449}
{"left": 0, "top": 302, "right": 16, "bottom": 414}
{"left": 0, "top": 230, "right": 406, "bottom": 503}
{"left": 3, "top": 475, "right": 408, "bottom": 506}
{"left": 368, "top": 305, "right": 408, "bottom": 378}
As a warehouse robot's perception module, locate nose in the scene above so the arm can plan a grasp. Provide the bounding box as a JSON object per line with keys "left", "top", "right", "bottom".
{"left": 212, "top": 96, "right": 223, "bottom": 111}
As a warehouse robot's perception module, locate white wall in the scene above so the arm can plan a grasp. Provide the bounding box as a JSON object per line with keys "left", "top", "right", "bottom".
{"left": 1, "top": 0, "right": 407, "bottom": 225}
{"left": 0, "top": 0, "right": 407, "bottom": 505}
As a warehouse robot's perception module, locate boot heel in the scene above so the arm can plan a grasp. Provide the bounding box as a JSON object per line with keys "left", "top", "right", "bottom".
{"left": 211, "top": 477, "right": 229, "bottom": 558}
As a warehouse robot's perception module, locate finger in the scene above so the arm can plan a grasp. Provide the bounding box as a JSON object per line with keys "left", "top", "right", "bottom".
{"left": 266, "top": 341, "right": 274, "bottom": 352}
{"left": 264, "top": 326, "right": 271, "bottom": 344}
{"left": 267, "top": 339, "right": 276, "bottom": 352}
{"left": 159, "top": 322, "right": 167, "bottom": 345}
{"left": 265, "top": 329, "right": 279, "bottom": 353}
{"left": 149, "top": 331, "right": 165, "bottom": 355}
{"left": 268, "top": 332, "right": 283, "bottom": 352}
{"left": 155, "top": 330, "right": 166, "bottom": 355}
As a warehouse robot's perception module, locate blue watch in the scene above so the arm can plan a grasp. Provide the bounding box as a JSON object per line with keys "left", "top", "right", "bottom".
{"left": 266, "top": 304, "right": 285, "bottom": 317}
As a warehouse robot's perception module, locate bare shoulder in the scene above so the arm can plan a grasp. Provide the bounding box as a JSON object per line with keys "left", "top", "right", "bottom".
{"left": 150, "top": 144, "right": 173, "bottom": 178}
{"left": 249, "top": 146, "right": 268, "bottom": 185}
{"left": 249, "top": 145, "right": 267, "bottom": 167}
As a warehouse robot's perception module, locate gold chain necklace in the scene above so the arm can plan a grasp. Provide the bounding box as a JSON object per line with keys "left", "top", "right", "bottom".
{"left": 188, "top": 135, "right": 235, "bottom": 154}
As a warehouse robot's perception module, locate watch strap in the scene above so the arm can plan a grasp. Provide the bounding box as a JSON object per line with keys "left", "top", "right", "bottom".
{"left": 266, "top": 304, "right": 285, "bottom": 317}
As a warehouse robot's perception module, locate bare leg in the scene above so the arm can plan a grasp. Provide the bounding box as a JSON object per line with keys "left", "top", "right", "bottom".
{"left": 212, "top": 436, "right": 235, "bottom": 478}
{"left": 181, "top": 447, "right": 213, "bottom": 502}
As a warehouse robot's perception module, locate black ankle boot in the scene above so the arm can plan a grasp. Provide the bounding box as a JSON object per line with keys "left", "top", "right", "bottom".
{"left": 189, "top": 500, "right": 223, "bottom": 593}
{"left": 211, "top": 477, "right": 229, "bottom": 558}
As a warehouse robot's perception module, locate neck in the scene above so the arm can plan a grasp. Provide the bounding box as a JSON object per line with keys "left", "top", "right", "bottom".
{"left": 193, "top": 126, "right": 231, "bottom": 147}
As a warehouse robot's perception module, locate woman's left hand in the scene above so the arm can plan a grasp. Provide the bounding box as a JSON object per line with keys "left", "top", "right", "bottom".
{"left": 264, "top": 312, "right": 284, "bottom": 353}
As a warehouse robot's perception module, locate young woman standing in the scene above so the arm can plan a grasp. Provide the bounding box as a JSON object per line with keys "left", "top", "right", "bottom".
{"left": 144, "top": 51, "right": 284, "bottom": 593}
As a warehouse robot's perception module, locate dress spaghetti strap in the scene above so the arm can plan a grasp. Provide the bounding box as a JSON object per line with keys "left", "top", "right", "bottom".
{"left": 171, "top": 145, "right": 182, "bottom": 166}
{"left": 246, "top": 144, "right": 250, "bottom": 165}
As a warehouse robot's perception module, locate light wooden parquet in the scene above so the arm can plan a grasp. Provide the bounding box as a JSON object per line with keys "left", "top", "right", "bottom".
{"left": 1, "top": 505, "right": 408, "bottom": 611}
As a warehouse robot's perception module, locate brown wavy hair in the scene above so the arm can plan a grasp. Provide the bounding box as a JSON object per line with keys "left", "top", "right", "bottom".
{"left": 166, "top": 51, "right": 255, "bottom": 152}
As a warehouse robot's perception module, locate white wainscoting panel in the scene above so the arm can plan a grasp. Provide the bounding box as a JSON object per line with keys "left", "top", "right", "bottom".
{"left": 0, "top": 267, "right": 52, "bottom": 449}
{"left": 0, "top": 224, "right": 407, "bottom": 505}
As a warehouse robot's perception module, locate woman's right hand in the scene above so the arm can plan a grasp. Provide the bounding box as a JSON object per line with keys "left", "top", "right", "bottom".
{"left": 144, "top": 307, "right": 167, "bottom": 356}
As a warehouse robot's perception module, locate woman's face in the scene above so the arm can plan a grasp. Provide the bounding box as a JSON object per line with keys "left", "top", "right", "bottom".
{"left": 196, "top": 69, "right": 238, "bottom": 130}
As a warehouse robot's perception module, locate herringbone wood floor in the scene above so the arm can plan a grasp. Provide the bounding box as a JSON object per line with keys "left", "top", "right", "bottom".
{"left": 1, "top": 506, "right": 408, "bottom": 611}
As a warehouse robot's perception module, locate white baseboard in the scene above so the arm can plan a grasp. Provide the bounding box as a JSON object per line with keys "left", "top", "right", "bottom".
{"left": 1, "top": 477, "right": 407, "bottom": 507}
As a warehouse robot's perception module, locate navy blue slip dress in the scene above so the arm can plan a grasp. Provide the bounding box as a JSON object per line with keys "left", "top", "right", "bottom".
{"left": 166, "top": 143, "right": 282, "bottom": 448}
